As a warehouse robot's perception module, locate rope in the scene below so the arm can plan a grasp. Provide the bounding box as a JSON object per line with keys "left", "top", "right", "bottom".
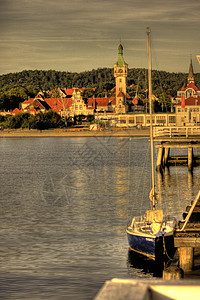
{"left": 163, "top": 235, "right": 173, "bottom": 261}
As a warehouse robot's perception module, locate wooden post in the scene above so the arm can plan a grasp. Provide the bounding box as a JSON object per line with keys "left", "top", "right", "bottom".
{"left": 179, "top": 247, "right": 194, "bottom": 272}
{"left": 188, "top": 147, "right": 193, "bottom": 171}
{"left": 156, "top": 145, "right": 163, "bottom": 171}
{"left": 163, "top": 147, "right": 170, "bottom": 167}
{"left": 163, "top": 266, "right": 183, "bottom": 280}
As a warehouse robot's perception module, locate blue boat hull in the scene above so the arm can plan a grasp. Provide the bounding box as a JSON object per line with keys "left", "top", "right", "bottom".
{"left": 127, "top": 231, "right": 156, "bottom": 260}
{"left": 126, "top": 230, "right": 175, "bottom": 261}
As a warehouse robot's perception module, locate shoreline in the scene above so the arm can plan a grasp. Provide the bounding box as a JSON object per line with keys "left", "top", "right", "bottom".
{"left": 0, "top": 128, "right": 150, "bottom": 138}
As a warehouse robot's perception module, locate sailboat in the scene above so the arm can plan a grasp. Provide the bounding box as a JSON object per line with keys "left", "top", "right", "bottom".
{"left": 126, "top": 28, "right": 177, "bottom": 261}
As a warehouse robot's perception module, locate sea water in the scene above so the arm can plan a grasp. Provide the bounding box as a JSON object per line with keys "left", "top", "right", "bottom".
{"left": 0, "top": 136, "right": 199, "bottom": 299}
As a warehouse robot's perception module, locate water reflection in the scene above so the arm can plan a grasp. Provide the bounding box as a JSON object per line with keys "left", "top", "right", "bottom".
{"left": 127, "top": 250, "right": 163, "bottom": 278}
{"left": 155, "top": 166, "right": 200, "bottom": 220}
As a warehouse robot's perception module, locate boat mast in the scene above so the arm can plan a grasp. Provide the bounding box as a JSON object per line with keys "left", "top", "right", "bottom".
{"left": 147, "top": 27, "right": 156, "bottom": 209}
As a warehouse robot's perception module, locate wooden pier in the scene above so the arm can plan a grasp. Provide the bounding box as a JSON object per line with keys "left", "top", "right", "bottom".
{"left": 155, "top": 142, "right": 200, "bottom": 171}
{"left": 174, "top": 191, "right": 200, "bottom": 274}
{"left": 153, "top": 126, "right": 200, "bottom": 171}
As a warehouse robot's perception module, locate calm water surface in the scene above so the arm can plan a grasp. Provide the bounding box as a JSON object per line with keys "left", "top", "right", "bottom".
{"left": 0, "top": 136, "right": 200, "bottom": 299}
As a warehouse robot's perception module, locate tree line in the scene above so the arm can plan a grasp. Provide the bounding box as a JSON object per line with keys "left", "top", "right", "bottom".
{"left": 0, "top": 111, "right": 95, "bottom": 130}
{"left": 0, "top": 68, "right": 200, "bottom": 112}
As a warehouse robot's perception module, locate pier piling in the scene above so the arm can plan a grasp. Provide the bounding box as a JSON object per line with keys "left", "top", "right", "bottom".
{"left": 155, "top": 142, "right": 200, "bottom": 170}
{"left": 188, "top": 147, "right": 193, "bottom": 171}
{"left": 163, "top": 266, "right": 183, "bottom": 280}
{"left": 179, "top": 247, "right": 194, "bottom": 272}
{"left": 156, "top": 145, "right": 163, "bottom": 171}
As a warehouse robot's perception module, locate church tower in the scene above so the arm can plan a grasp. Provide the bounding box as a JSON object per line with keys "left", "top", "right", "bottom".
{"left": 114, "top": 44, "right": 128, "bottom": 114}
{"left": 188, "top": 59, "right": 195, "bottom": 84}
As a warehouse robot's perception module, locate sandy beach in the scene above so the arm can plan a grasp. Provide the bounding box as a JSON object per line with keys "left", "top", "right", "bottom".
{"left": 0, "top": 128, "right": 150, "bottom": 138}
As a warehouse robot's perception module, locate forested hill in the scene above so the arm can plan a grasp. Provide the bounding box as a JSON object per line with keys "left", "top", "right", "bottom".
{"left": 0, "top": 68, "right": 200, "bottom": 111}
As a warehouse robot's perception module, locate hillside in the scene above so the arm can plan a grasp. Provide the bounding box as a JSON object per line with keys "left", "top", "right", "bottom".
{"left": 0, "top": 68, "right": 200, "bottom": 111}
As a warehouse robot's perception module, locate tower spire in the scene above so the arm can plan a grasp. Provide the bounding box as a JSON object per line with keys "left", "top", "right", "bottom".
{"left": 114, "top": 43, "right": 128, "bottom": 114}
{"left": 188, "top": 58, "right": 194, "bottom": 84}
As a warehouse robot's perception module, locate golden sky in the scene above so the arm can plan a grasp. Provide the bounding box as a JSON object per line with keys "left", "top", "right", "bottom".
{"left": 0, "top": 0, "right": 200, "bottom": 74}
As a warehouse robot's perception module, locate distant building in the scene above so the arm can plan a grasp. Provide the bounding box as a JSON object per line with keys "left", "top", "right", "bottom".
{"left": 131, "top": 93, "right": 144, "bottom": 112}
{"left": 68, "top": 90, "right": 94, "bottom": 117}
{"left": 175, "top": 60, "right": 200, "bottom": 126}
{"left": 175, "top": 60, "right": 200, "bottom": 103}
{"left": 114, "top": 44, "right": 128, "bottom": 114}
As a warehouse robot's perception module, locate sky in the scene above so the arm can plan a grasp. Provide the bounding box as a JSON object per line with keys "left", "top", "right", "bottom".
{"left": 0, "top": 0, "right": 200, "bottom": 75}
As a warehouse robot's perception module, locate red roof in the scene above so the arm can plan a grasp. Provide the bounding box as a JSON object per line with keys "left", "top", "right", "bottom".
{"left": 132, "top": 98, "right": 139, "bottom": 105}
{"left": 52, "top": 107, "right": 61, "bottom": 113}
{"left": 87, "top": 98, "right": 96, "bottom": 108}
{"left": 65, "top": 89, "right": 75, "bottom": 96}
{"left": 181, "top": 82, "right": 199, "bottom": 92}
{"left": 176, "top": 96, "right": 200, "bottom": 106}
{"left": 45, "top": 98, "right": 72, "bottom": 110}
{"left": 95, "top": 98, "right": 110, "bottom": 106}
{"left": 117, "top": 91, "right": 124, "bottom": 97}
{"left": 22, "top": 99, "right": 34, "bottom": 104}
{"left": 11, "top": 108, "right": 24, "bottom": 114}
{"left": 29, "top": 108, "right": 37, "bottom": 114}
{"left": 110, "top": 98, "right": 116, "bottom": 105}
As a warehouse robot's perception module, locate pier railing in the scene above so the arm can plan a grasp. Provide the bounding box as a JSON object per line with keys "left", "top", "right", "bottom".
{"left": 153, "top": 126, "right": 200, "bottom": 138}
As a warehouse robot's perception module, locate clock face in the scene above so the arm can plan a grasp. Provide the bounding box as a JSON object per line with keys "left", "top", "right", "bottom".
{"left": 118, "top": 68, "right": 123, "bottom": 73}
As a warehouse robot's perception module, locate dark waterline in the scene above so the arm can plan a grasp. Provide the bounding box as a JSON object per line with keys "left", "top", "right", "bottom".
{"left": 0, "top": 137, "right": 200, "bottom": 299}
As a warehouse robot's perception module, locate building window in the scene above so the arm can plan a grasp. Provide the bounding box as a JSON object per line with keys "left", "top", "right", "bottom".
{"left": 80, "top": 105, "right": 82, "bottom": 110}
{"left": 169, "top": 116, "right": 176, "bottom": 123}
{"left": 120, "top": 79, "right": 122, "bottom": 82}
{"left": 128, "top": 117, "right": 135, "bottom": 124}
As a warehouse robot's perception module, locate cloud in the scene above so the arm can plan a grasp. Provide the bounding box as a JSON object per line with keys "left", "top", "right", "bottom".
{"left": 0, "top": 0, "right": 200, "bottom": 74}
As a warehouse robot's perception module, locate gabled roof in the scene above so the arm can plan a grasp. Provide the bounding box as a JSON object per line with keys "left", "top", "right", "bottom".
{"left": 180, "top": 82, "right": 199, "bottom": 92}
{"left": 11, "top": 108, "right": 24, "bottom": 114}
{"left": 25, "top": 99, "right": 51, "bottom": 110}
{"left": 117, "top": 91, "right": 125, "bottom": 97}
{"left": 186, "top": 82, "right": 199, "bottom": 91}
